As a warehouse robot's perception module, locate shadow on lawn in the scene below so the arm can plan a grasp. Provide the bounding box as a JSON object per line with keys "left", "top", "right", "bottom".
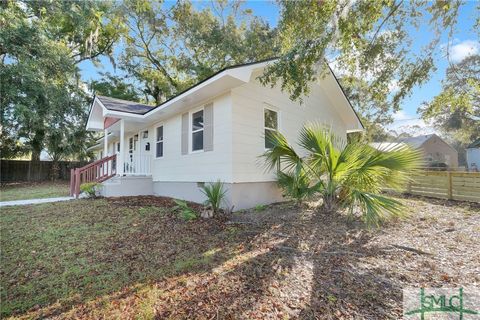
{"left": 147, "top": 204, "right": 404, "bottom": 319}
{"left": 3, "top": 197, "right": 403, "bottom": 319}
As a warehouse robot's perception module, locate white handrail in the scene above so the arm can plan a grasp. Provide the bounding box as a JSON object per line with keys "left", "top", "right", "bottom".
{"left": 124, "top": 154, "right": 152, "bottom": 175}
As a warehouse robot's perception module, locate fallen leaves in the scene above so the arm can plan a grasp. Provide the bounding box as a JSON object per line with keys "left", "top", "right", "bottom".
{"left": 1, "top": 195, "right": 479, "bottom": 319}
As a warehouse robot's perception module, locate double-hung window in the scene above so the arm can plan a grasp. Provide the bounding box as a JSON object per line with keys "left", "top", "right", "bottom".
{"left": 191, "top": 109, "right": 204, "bottom": 152}
{"left": 264, "top": 108, "right": 278, "bottom": 149}
{"left": 156, "top": 126, "right": 164, "bottom": 158}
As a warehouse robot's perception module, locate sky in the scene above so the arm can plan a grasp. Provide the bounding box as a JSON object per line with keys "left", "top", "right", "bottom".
{"left": 79, "top": 0, "right": 479, "bottom": 135}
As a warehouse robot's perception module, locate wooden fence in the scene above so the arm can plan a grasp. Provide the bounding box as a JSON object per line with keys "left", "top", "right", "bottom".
{"left": 0, "top": 160, "right": 88, "bottom": 182}
{"left": 405, "top": 171, "right": 480, "bottom": 203}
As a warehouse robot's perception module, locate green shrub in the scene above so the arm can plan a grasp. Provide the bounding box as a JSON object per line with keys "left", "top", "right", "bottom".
{"left": 80, "top": 182, "right": 100, "bottom": 198}
{"left": 200, "top": 180, "right": 227, "bottom": 213}
{"left": 173, "top": 199, "right": 197, "bottom": 221}
{"left": 262, "top": 125, "right": 423, "bottom": 226}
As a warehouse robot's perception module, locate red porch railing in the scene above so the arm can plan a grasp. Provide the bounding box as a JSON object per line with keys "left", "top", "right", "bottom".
{"left": 70, "top": 154, "right": 117, "bottom": 198}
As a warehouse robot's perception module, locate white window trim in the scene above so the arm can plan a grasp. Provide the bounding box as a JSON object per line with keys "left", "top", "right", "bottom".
{"left": 155, "top": 124, "right": 164, "bottom": 159}
{"left": 263, "top": 106, "right": 280, "bottom": 150}
{"left": 189, "top": 106, "right": 205, "bottom": 153}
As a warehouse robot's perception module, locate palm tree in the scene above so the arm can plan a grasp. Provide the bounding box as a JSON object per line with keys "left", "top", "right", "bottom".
{"left": 262, "top": 124, "right": 423, "bottom": 226}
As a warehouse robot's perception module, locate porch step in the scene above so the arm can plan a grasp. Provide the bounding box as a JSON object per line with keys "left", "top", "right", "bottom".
{"left": 100, "top": 175, "right": 153, "bottom": 197}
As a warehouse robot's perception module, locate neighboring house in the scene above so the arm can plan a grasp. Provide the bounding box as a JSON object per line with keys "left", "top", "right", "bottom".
{"left": 466, "top": 139, "right": 480, "bottom": 172}
{"left": 401, "top": 134, "right": 458, "bottom": 169}
{"left": 83, "top": 59, "right": 363, "bottom": 210}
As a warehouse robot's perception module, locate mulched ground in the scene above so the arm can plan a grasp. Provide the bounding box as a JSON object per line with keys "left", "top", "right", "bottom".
{"left": 3, "top": 195, "right": 479, "bottom": 319}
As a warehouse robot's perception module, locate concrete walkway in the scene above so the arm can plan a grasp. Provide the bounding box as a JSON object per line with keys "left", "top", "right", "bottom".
{"left": 0, "top": 196, "right": 75, "bottom": 208}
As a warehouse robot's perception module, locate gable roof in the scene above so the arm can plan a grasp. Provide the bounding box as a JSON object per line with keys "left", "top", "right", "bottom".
{"left": 401, "top": 134, "right": 458, "bottom": 154}
{"left": 96, "top": 95, "right": 155, "bottom": 115}
{"left": 92, "top": 58, "right": 278, "bottom": 118}
{"left": 144, "top": 57, "right": 279, "bottom": 115}
{"left": 401, "top": 134, "right": 436, "bottom": 148}
{"left": 87, "top": 58, "right": 364, "bottom": 131}
{"left": 467, "top": 139, "right": 480, "bottom": 149}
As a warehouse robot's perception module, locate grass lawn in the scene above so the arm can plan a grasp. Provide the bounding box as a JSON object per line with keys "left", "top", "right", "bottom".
{"left": 0, "top": 182, "right": 70, "bottom": 202}
{"left": 1, "top": 195, "right": 479, "bottom": 319}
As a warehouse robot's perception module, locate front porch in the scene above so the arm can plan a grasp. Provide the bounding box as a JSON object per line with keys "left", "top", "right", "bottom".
{"left": 72, "top": 96, "right": 157, "bottom": 197}
{"left": 94, "top": 117, "right": 153, "bottom": 177}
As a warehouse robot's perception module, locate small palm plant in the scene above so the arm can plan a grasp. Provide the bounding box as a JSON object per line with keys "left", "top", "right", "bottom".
{"left": 200, "top": 180, "right": 227, "bottom": 214}
{"left": 262, "top": 124, "right": 423, "bottom": 226}
{"left": 173, "top": 199, "right": 197, "bottom": 221}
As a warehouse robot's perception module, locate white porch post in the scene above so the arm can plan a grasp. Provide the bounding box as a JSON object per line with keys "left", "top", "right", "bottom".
{"left": 119, "top": 119, "right": 125, "bottom": 175}
{"left": 137, "top": 130, "right": 142, "bottom": 174}
{"left": 104, "top": 127, "right": 110, "bottom": 174}
{"left": 103, "top": 128, "right": 108, "bottom": 157}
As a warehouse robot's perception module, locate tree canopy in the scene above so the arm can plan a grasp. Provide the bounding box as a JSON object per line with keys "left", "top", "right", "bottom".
{"left": 117, "top": 0, "right": 278, "bottom": 104}
{"left": 1, "top": 0, "right": 477, "bottom": 161}
{"left": 259, "top": 0, "right": 471, "bottom": 128}
{"left": 421, "top": 54, "right": 480, "bottom": 144}
{"left": 1, "top": 0, "right": 122, "bottom": 160}
{"left": 89, "top": 73, "right": 142, "bottom": 102}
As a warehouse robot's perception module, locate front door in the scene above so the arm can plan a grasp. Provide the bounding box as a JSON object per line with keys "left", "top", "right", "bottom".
{"left": 126, "top": 135, "right": 138, "bottom": 173}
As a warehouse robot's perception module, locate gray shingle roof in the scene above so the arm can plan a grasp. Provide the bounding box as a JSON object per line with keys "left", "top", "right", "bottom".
{"left": 401, "top": 134, "right": 436, "bottom": 148}
{"left": 96, "top": 95, "right": 155, "bottom": 115}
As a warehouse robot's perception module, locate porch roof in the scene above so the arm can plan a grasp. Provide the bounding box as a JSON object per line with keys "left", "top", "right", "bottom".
{"left": 96, "top": 96, "right": 155, "bottom": 115}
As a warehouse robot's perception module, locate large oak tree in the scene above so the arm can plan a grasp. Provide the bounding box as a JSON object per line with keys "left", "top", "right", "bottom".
{"left": 1, "top": 0, "right": 122, "bottom": 160}
{"left": 259, "top": 0, "right": 475, "bottom": 131}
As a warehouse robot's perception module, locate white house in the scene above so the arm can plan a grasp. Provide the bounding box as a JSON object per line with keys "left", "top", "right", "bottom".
{"left": 466, "top": 139, "right": 480, "bottom": 171}
{"left": 81, "top": 59, "right": 363, "bottom": 210}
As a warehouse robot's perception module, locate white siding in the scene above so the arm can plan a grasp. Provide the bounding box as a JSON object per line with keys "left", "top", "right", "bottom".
{"left": 92, "top": 71, "right": 354, "bottom": 185}
{"left": 231, "top": 71, "right": 348, "bottom": 183}
{"left": 149, "top": 93, "right": 233, "bottom": 182}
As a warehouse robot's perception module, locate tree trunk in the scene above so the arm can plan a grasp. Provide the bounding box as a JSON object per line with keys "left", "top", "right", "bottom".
{"left": 30, "top": 130, "right": 45, "bottom": 161}
{"left": 322, "top": 193, "right": 337, "bottom": 213}
{"left": 31, "top": 150, "right": 41, "bottom": 161}
{"left": 51, "top": 159, "right": 60, "bottom": 181}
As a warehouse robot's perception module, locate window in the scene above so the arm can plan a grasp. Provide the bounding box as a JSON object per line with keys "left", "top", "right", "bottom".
{"left": 143, "top": 130, "right": 148, "bottom": 138}
{"left": 117, "top": 142, "right": 120, "bottom": 152}
{"left": 264, "top": 108, "right": 278, "bottom": 149}
{"left": 191, "top": 109, "right": 204, "bottom": 151}
{"left": 156, "top": 126, "right": 164, "bottom": 158}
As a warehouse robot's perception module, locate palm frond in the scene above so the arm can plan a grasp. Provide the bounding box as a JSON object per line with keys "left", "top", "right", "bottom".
{"left": 298, "top": 124, "right": 346, "bottom": 180}
{"left": 260, "top": 124, "right": 421, "bottom": 226}
{"left": 349, "top": 191, "right": 406, "bottom": 227}
{"left": 200, "top": 180, "right": 227, "bottom": 213}
{"left": 339, "top": 143, "right": 423, "bottom": 194}
{"left": 276, "top": 170, "right": 316, "bottom": 202}
{"left": 262, "top": 130, "right": 302, "bottom": 173}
